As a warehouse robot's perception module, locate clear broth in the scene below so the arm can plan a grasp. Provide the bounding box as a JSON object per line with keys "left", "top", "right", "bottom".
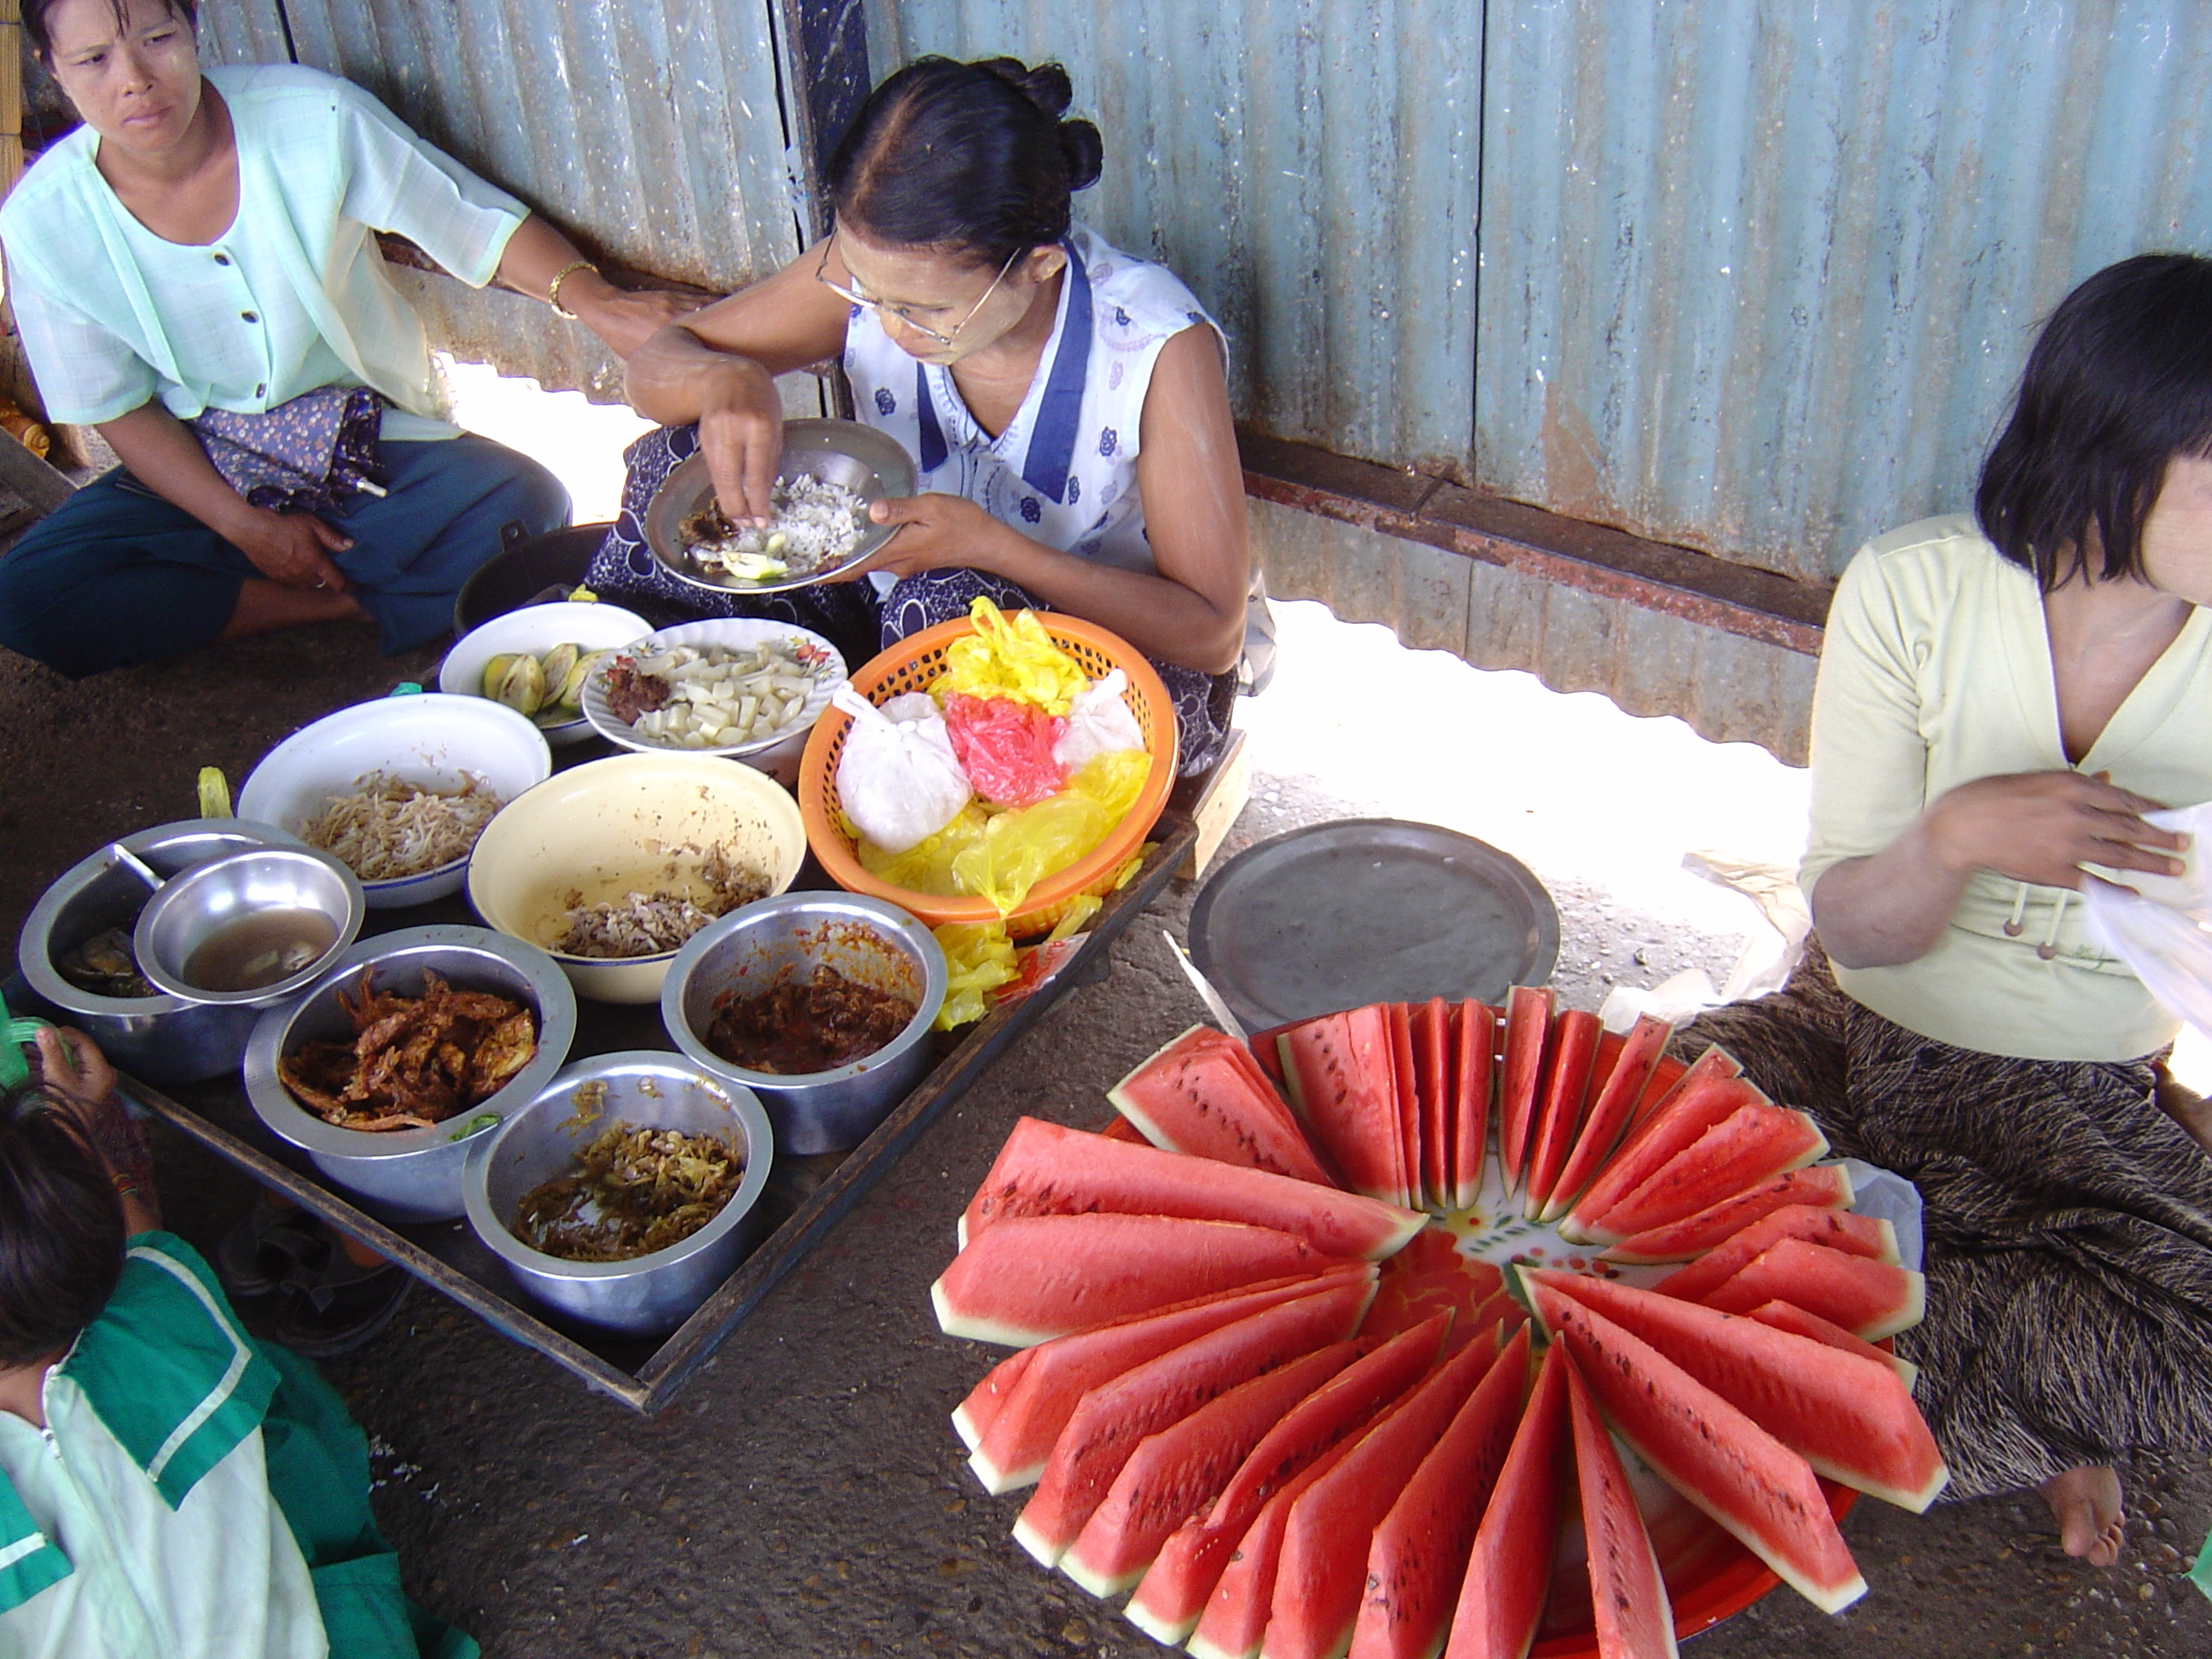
{"left": 181, "top": 909, "right": 338, "bottom": 992}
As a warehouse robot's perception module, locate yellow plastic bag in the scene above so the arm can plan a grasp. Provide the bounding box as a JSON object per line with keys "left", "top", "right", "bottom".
{"left": 934, "top": 922, "right": 1018, "bottom": 1030}
{"left": 949, "top": 748, "right": 1150, "bottom": 915}
{"left": 934, "top": 597, "right": 1089, "bottom": 715}
{"left": 855, "top": 803, "right": 989, "bottom": 895}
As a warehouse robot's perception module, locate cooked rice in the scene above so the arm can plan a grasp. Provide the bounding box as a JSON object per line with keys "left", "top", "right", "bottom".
{"left": 681, "top": 474, "right": 869, "bottom": 578}
{"left": 301, "top": 773, "right": 499, "bottom": 882}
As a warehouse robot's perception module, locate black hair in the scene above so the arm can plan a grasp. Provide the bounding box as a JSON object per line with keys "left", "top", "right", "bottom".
{"left": 0, "top": 1081, "right": 125, "bottom": 1368}
{"left": 25, "top": 0, "right": 198, "bottom": 61}
{"left": 825, "top": 56, "right": 1103, "bottom": 271}
{"left": 1976, "top": 253, "right": 2212, "bottom": 590}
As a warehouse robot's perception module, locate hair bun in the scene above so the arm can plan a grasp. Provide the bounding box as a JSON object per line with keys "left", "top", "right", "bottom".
{"left": 1059, "top": 119, "right": 1104, "bottom": 192}
{"left": 978, "top": 56, "right": 1074, "bottom": 120}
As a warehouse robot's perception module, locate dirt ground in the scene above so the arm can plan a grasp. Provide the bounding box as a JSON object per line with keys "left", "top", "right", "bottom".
{"left": 3, "top": 576, "right": 2209, "bottom": 1657}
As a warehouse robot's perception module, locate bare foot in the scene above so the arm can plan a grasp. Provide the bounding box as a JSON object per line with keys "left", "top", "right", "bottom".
{"left": 2154, "top": 1063, "right": 2212, "bottom": 1156}
{"left": 2037, "top": 1464, "right": 2126, "bottom": 1566}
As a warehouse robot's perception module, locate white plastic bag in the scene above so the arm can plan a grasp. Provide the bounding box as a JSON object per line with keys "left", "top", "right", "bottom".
{"left": 1052, "top": 668, "right": 1146, "bottom": 770}
{"left": 832, "top": 684, "right": 970, "bottom": 854}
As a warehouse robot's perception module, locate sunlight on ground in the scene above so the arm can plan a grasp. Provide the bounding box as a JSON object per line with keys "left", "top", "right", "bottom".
{"left": 441, "top": 355, "right": 652, "bottom": 524}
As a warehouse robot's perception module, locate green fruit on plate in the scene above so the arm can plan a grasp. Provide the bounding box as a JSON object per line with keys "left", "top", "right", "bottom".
{"left": 494, "top": 651, "right": 546, "bottom": 717}
{"left": 538, "top": 642, "right": 579, "bottom": 696}
{"left": 558, "top": 649, "right": 608, "bottom": 707}
{"left": 481, "top": 653, "right": 520, "bottom": 699}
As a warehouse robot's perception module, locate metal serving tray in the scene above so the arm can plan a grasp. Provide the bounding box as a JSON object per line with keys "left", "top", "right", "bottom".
{"left": 132, "top": 812, "right": 1196, "bottom": 1414}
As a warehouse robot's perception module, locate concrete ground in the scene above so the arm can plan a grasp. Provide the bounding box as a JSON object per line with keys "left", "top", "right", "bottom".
{"left": 1, "top": 372, "right": 2207, "bottom": 1657}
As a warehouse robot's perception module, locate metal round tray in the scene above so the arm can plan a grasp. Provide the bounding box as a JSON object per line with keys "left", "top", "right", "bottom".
{"left": 641, "top": 419, "right": 916, "bottom": 596}
{"left": 1187, "top": 818, "right": 1560, "bottom": 1032}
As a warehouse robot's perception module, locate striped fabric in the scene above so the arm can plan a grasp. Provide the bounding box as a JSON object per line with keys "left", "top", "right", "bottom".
{"left": 1675, "top": 944, "right": 2212, "bottom": 1500}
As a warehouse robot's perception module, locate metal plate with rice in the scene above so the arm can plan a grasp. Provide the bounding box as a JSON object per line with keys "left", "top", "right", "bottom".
{"left": 642, "top": 420, "right": 917, "bottom": 596}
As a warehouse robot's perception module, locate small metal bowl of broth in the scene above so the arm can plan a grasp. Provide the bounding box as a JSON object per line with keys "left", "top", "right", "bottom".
{"left": 132, "top": 847, "right": 365, "bottom": 1006}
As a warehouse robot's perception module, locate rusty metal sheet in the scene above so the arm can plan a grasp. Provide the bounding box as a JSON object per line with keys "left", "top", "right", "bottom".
{"left": 1477, "top": 0, "right": 2212, "bottom": 583}
{"left": 200, "top": 0, "right": 803, "bottom": 394}
{"left": 864, "top": 0, "right": 1481, "bottom": 480}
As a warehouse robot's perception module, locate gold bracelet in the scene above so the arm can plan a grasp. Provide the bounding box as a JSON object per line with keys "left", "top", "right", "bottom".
{"left": 547, "top": 259, "right": 598, "bottom": 320}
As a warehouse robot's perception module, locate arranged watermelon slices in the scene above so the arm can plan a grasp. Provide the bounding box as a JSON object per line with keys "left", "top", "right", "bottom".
{"left": 932, "top": 999, "right": 1938, "bottom": 1657}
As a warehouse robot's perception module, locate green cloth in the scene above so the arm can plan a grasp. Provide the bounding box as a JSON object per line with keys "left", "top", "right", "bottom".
{"left": 2192, "top": 1528, "right": 2212, "bottom": 1602}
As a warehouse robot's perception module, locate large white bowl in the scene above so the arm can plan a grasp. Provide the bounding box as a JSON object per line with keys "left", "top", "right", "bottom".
{"left": 579, "top": 619, "right": 846, "bottom": 787}
{"left": 239, "top": 694, "right": 553, "bottom": 909}
{"left": 437, "top": 600, "right": 650, "bottom": 746}
{"left": 464, "top": 752, "right": 808, "bottom": 1004}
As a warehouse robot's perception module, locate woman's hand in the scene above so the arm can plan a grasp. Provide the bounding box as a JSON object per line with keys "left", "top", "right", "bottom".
{"left": 226, "top": 506, "right": 353, "bottom": 592}
{"left": 841, "top": 493, "right": 1013, "bottom": 580}
{"left": 33, "top": 1028, "right": 159, "bottom": 1227}
{"left": 566, "top": 286, "right": 709, "bottom": 362}
{"left": 1925, "top": 771, "right": 2185, "bottom": 888}
{"left": 693, "top": 358, "right": 788, "bottom": 527}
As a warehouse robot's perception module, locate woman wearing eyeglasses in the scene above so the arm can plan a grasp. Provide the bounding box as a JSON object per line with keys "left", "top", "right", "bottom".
{"left": 598, "top": 56, "right": 1250, "bottom": 773}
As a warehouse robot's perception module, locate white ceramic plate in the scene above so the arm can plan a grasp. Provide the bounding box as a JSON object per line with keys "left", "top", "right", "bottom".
{"left": 579, "top": 619, "right": 847, "bottom": 776}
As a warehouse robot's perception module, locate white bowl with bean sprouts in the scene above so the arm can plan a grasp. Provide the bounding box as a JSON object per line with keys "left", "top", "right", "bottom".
{"left": 579, "top": 619, "right": 847, "bottom": 782}
{"left": 238, "top": 694, "right": 553, "bottom": 908}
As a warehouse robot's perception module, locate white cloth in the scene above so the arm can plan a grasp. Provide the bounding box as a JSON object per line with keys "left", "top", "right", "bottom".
{"left": 841, "top": 224, "right": 1222, "bottom": 579}
{"left": 0, "top": 63, "right": 526, "bottom": 439}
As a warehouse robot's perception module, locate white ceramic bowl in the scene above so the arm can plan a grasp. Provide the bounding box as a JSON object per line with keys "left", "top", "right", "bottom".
{"left": 437, "top": 600, "right": 651, "bottom": 746}
{"left": 579, "top": 619, "right": 846, "bottom": 787}
{"left": 464, "top": 752, "right": 808, "bottom": 1004}
{"left": 239, "top": 694, "right": 554, "bottom": 909}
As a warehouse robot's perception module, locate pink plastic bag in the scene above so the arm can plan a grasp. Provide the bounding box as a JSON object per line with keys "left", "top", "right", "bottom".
{"left": 941, "top": 693, "right": 1067, "bottom": 807}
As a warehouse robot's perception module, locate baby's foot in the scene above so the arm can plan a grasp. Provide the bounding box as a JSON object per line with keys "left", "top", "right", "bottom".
{"left": 2037, "top": 1464, "right": 2125, "bottom": 1566}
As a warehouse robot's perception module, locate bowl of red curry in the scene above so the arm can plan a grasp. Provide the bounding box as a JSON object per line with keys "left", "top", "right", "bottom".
{"left": 660, "top": 894, "right": 946, "bottom": 1155}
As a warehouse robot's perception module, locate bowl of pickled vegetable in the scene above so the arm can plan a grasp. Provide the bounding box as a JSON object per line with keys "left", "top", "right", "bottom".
{"left": 579, "top": 619, "right": 847, "bottom": 785}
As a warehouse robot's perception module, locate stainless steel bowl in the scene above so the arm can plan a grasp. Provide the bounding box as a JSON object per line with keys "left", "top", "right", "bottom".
{"left": 243, "top": 925, "right": 577, "bottom": 1222}
{"left": 18, "top": 819, "right": 306, "bottom": 1086}
{"left": 133, "top": 847, "right": 364, "bottom": 1005}
{"left": 661, "top": 894, "right": 946, "bottom": 1155}
{"left": 641, "top": 419, "right": 917, "bottom": 596}
{"left": 462, "top": 1051, "right": 773, "bottom": 1336}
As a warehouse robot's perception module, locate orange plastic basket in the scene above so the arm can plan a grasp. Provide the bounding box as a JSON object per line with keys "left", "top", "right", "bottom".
{"left": 799, "top": 613, "right": 1178, "bottom": 934}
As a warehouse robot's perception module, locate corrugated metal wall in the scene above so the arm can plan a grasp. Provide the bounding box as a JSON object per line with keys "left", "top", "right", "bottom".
{"left": 1479, "top": 0, "right": 2212, "bottom": 583}
{"left": 201, "top": 0, "right": 803, "bottom": 399}
{"left": 860, "top": 0, "right": 1482, "bottom": 480}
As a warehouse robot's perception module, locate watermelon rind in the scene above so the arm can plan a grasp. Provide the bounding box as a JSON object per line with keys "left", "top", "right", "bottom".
{"left": 1744, "top": 1299, "right": 1920, "bottom": 1393}
{"left": 1532, "top": 1289, "right": 1869, "bottom": 1615}
{"left": 1700, "top": 1237, "right": 1926, "bottom": 1342}
{"left": 1531, "top": 1271, "right": 1950, "bottom": 1514}
{"left": 1562, "top": 1348, "right": 1680, "bottom": 1659}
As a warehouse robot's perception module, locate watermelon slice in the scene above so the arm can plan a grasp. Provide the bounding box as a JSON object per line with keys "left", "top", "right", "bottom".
{"left": 1248, "top": 1019, "right": 1323, "bottom": 1087}
{"left": 1282, "top": 1009, "right": 1405, "bottom": 1203}
{"left": 1587, "top": 1028, "right": 1627, "bottom": 1095}
{"left": 1127, "top": 1316, "right": 1450, "bottom": 1646}
{"left": 1562, "top": 1348, "right": 1679, "bottom": 1659}
{"left": 1064, "top": 1341, "right": 1357, "bottom": 1596}
{"left": 1560, "top": 1065, "right": 1771, "bottom": 1245}
{"left": 1260, "top": 1330, "right": 1502, "bottom": 1659}
{"left": 1014, "top": 1279, "right": 1372, "bottom": 1566}
{"left": 1441, "top": 1337, "right": 1573, "bottom": 1659}
{"left": 1388, "top": 1002, "right": 1421, "bottom": 1210}
{"left": 932, "top": 1214, "right": 1358, "bottom": 1347}
{"left": 959, "top": 1269, "right": 1374, "bottom": 1492}
{"left": 1099, "top": 1115, "right": 1150, "bottom": 1144}
{"left": 1628, "top": 1051, "right": 1693, "bottom": 1130}
{"left": 1449, "top": 1002, "right": 1496, "bottom": 1210}
{"left": 1744, "top": 1300, "right": 1919, "bottom": 1393}
{"left": 1347, "top": 1324, "right": 1532, "bottom": 1659}
{"left": 1602, "top": 1164, "right": 1856, "bottom": 1264}
{"left": 1540, "top": 1013, "right": 1673, "bottom": 1225}
{"left": 1187, "top": 1416, "right": 1372, "bottom": 1659}
{"left": 1700, "top": 1237, "right": 1925, "bottom": 1341}
{"left": 1497, "top": 987, "right": 1556, "bottom": 1189}
{"left": 1413, "top": 998, "right": 1451, "bottom": 1211}
{"left": 1528, "top": 1272, "right": 1948, "bottom": 1512}
{"left": 1588, "top": 1103, "right": 1828, "bottom": 1241}
{"left": 1652, "top": 1205, "right": 1896, "bottom": 1307}
{"left": 960, "top": 1118, "right": 1425, "bottom": 1260}
{"left": 1533, "top": 1287, "right": 1867, "bottom": 1613}
{"left": 1522, "top": 1008, "right": 1601, "bottom": 1220}
{"left": 1112, "top": 1027, "right": 1336, "bottom": 1185}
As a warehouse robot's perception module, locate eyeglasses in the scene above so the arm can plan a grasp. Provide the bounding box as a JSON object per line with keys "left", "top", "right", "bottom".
{"left": 815, "top": 241, "right": 1022, "bottom": 348}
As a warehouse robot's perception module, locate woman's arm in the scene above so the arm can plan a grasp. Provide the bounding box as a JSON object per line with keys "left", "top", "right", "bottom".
{"left": 490, "top": 215, "right": 705, "bottom": 362}
{"left": 1812, "top": 771, "right": 2184, "bottom": 968}
{"left": 626, "top": 242, "right": 853, "bottom": 523}
{"left": 97, "top": 403, "right": 353, "bottom": 592}
{"left": 854, "top": 327, "right": 1250, "bottom": 672}
{"left": 36, "top": 1028, "right": 160, "bottom": 1234}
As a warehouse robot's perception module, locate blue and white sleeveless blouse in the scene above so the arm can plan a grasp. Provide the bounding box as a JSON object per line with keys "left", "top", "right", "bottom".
{"left": 842, "top": 224, "right": 1223, "bottom": 579}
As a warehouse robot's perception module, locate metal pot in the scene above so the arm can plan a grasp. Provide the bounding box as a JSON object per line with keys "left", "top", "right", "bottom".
{"left": 242, "top": 925, "right": 577, "bottom": 1222}
{"left": 18, "top": 818, "right": 306, "bottom": 1086}
{"left": 462, "top": 1051, "right": 773, "bottom": 1336}
{"left": 661, "top": 893, "right": 946, "bottom": 1155}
